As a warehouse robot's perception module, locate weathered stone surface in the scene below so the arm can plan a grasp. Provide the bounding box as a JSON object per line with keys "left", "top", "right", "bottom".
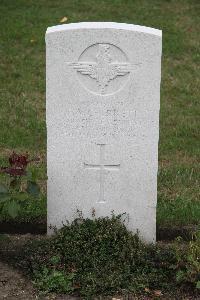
{"left": 46, "top": 22, "right": 162, "bottom": 242}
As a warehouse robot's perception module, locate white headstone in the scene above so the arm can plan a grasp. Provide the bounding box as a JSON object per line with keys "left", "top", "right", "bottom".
{"left": 46, "top": 22, "right": 162, "bottom": 243}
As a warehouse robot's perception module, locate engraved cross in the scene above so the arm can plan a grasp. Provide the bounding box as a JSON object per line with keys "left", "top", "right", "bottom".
{"left": 84, "top": 144, "right": 120, "bottom": 203}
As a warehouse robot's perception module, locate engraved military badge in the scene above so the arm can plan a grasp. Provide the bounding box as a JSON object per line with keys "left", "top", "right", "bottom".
{"left": 68, "top": 43, "right": 139, "bottom": 96}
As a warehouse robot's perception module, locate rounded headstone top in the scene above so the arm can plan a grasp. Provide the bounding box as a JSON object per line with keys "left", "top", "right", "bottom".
{"left": 46, "top": 22, "right": 162, "bottom": 37}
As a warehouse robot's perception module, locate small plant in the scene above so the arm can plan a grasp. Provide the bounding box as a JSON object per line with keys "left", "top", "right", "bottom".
{"left": 174, "top": 229, "right": 200, "bottom": 289}
{"left": 0, "top": 152, "right": 40, "bottom": 219}
{"left": 33, "top": 267, "right": 75, "bottom": 294}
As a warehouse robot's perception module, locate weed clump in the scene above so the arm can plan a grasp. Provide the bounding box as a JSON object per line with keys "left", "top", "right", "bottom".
{"left": 19, "top": 215, "right": 199, "bottom": 298}
{"left": 174, "top": 231, "right": 200, "bottom": 289}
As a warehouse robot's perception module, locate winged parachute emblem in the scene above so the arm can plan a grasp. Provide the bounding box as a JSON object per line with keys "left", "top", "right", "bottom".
{"left": 69, "top": 44, "right": 133, "bottom": 94}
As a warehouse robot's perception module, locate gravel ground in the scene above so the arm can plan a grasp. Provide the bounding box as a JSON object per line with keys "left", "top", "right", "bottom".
{"left": 0, "top": 260, "right": 37, "bottom": 299}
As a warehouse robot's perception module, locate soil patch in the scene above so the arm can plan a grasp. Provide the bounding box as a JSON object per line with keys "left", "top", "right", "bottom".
{"left": 0, "top": 221, "right": 198, "bottom": 241}
{"left": 0, "top": 260, "right": 36, "bottom": 299}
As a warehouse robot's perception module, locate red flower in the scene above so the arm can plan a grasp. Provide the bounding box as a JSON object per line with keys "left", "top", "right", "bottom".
{"left": 9, "top": 152, "right": 29, "bottom": 169}
{"left": 0, "top": 152, "right": 39, "bottom": 177}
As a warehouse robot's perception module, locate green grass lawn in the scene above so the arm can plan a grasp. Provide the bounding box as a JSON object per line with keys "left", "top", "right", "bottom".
{"left": 0, "top": 0, "right": 199, "bottom": 226}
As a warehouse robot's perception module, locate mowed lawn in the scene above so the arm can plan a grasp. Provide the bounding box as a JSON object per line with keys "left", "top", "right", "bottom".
{"left": 0, "top": 0, "right": 199, "bottom": 226}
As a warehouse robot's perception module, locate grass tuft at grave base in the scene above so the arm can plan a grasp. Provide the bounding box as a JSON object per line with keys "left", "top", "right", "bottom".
{"left": 16, "top": 215, "right": 200, "bottom": 298}
{"left": 0, "top": 0, "right": 199, "bottom": 227}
